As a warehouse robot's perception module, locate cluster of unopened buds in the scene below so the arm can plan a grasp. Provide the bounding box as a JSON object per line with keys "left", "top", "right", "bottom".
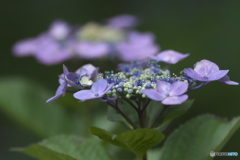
{"left": 47, "top": 50, "right": 238, "bottom": 128}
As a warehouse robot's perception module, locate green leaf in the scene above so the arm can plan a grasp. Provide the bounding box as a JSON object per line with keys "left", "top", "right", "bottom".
{"left": 89, "top": 127, "right": 165, "bottom": 158}
{"left": 158, "top": 99, "right": 194, "bottom": 130}
{"left": 147, "top": 101, "right": 164, "bottom": 127}
{"left": 14, "top": 135, "right": 112, "bottom": 160}
{"left": 0, "top": 77, "right": 84, "bottom": 137}
{"left": 147, "top": 100, "right": 194, "bottom": 130}
{"left": 154, "top": 114, "right": 240, "bottom": 160}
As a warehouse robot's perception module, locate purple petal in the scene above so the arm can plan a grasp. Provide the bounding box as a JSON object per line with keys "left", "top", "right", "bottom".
{"left": 103, "top": 83, "right": 114, "bottom": 94}
{"left": 92, "top": 78, "right": 108, "bottom": 94}
{"left": 63, "top": 66, "right": 81, "bottom": 89}
{"left": 219, "top": 75, "right": 239, "bottom": 85}
{"left": 35, "top": 36, "right": 72, "bottom": 65}
{"left": 48, "top": 20, "right": 70, "bottom": 40}
{"left": 65, "top": 73, "right": 81, "bottom": 89}
{"left": 74, "top": 42, "right": 109, "bottom": 59}
{"left": 46, "top": 81, "right": 67, "bottom": 103}
{"left": 154, "top": 50, "right": 189, "bottom": 64}
{"left": 141, "top": 89, "right": 164, "bottom": 101}
{"left": 76, "top": 64, "right": 99, "bottom": 79}
{"left": 76, "top": 68, "right": 88, "bottom": 77}
{"left": 207, "top": 70, "right": 229, "bottom": 81}
{"left": 162, "top": 94, "right": 188, "bottom": 105}
{"left": 73, "top": 90, "right": 96, "bottom": 101}
{"left": 156, "top": 81, "right": 171, "bottom": 95}
{"left": 183, "top": 68, "right": 203, "bottom": 81}
{"left": 63, "top": 64, "right": 69, "bottom": 75}
{"left": 81, "top": 64, "right": 97, "bottom": 75}
{"left": 13, "top": 38, "right": 37, "bottom": 56}
{"left": 117, "top": 32, "right": 159, "bottom": 61}
{"left": 107, "top": 14, "right": 137, "bottom": 29}
{"left": 169, "top": 81, "right": 188, "bottom": 96}
{"left": 193, "top": 59, "right": 219, "bottom": 76}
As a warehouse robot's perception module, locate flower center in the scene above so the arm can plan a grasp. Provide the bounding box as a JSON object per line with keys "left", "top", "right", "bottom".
{"left": 165, "top": 93, "right": 170, "bottom": 97}
{"left": 95, "top": 93, "right": 99, "bottom": 97}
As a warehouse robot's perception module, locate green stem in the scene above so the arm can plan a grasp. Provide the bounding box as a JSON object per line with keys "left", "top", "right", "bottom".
{"left": 106, "top": 101, "right": 138, "bottom": 129}
{"left": 123, "top": 98, "right": 138, "bottom": 111}
{"left": 150, "top": 105, "right": 169, "bottom": 128}
{"left": 138, "top": 153, "right": 147, "bottom": 160}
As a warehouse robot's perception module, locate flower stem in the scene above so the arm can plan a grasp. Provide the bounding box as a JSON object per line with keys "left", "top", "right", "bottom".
{"left": 188, "top": 82, "right": 209, "bottom": 91}
{"left": 123, "top": 98, "right": 138, "bottom": 111}
{"left": 106, "top": 101, "right": 138, "bottom": 129}
{"left": 150, "top": 105, "right": 169, "bottom": 128}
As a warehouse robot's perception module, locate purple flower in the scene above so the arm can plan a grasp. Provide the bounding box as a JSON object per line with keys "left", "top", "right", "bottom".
{"left": 13, "top": 20, "right": 73, "bottom": 65}
{"left": 218, "top": 75, "right": 239, "bottom": 85}
{"left": 73, "top": 79, "right": 113, "bottom": 101}
{"left": 141, "top": 81, "right": 188, "bottom": 105}
{"left": 150, "top": 50, "right": 189, "bottom": 64}
{"left": 117, "top": 32, "right": 159, "bottom": 61}
{"left": 34, "top": 35, "right": 72, "bottom": 65}
{"left": 183, "top": 59, "right": 229, "bottom": 82}
{"left": 46, "top": 65, "right": 82, "bottom": 103}
{"left": 75, "top": 64, "right": 100, "bottom": 80}
{"left": 107, "top": 14, "right": 137, "bottom": 29}
{"left": 73, "top": 41, "right": 109, "bottom": 59}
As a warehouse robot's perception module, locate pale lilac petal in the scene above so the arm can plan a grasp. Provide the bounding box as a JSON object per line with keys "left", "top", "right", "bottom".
{"left": 46, "top": 81, "right": 67, "bottom": 103}
{"left": 183, "top": 68, "right": 203, "bottom": 81}
{"left": 107, "top": 14, "right": 137, "bottom": 29}
{"left": 81, "top": 64, "right": 97, "bottom": 74}
{"left": 153, "top": 50, "right": 189, "bottom": 64}
{"left": 156, "top": 81, "right": 171, "bottom": 95}
{"left": 102, "top": 83, "right": 114, "bottom": 95}
{"left": 141, "top": 89, "right": 164, "bottom": 101}
{"left": 35, "top": 37, "right": 72, "bottom": 65}
{"left": 117, "top": 32, "right": 159, "bottom": 61}
{"left": 219, "top": 75, "right": 239, "bottom": 85}
{"left": 48, "top": 20, "right": 70, "bottom": 40}
{"left": 65, "top": 73, "right": 81, "bottom": 89}
{"left": 194, "top": 59, "right": 219, "bottom": 76}
{"left": 162, "top": 94, "right": 188, "bottom": 105}
{"left": 13, "top": 39, "right": 37, "bottom": 56}
{"left": 63, "top": 64, "right": 69, "bottom": 75}
{"left": 207, "top": 70, "right": 229, "bottom": 81}
{"left": 92, "top": 78, "right": 108, "bottom": 94}
{"left": 74, "top": 42, "right": 109, "bottom": 59}
{"left": 169, "top": 81, "right": 188, "bottom": 96}
{"left": 73, "top": 90, "right": 96, "bottom": 101}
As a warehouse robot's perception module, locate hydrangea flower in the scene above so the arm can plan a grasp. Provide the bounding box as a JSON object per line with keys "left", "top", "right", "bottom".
{"left": 107, "top": 14, "right": 137, "bottom": 29}
{"left": 183, "top": 59, "right": 229, "bottom": 82}
{"left": 13, "top": 20, "right": 73, "bottom": 65}
{"left": 141, "top": 81, "right": 188, "bottom": 105}
{"left": 47, "top": 64, "right": 99, "bottom": 102}
{"left": 150, "top": 50, "right": 189, "bottom": 64}
{"left": 117, "top": 32, "right": 159, "bottom": 61}
{"left": 73, "top": 79, "right": 113, "bottom": 101}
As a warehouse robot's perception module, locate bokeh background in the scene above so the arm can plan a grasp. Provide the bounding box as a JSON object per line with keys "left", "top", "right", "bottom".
{"left": 0, "top": 0, "right": 239, "bottom": 159}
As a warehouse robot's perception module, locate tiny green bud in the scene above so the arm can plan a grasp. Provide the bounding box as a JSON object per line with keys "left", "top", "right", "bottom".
{"left": 126, "top": 94, "right": 131, "bottom": 98}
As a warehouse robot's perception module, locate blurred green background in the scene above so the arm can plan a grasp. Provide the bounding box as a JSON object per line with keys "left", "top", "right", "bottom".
{"left": 0, "top": 0, "right": 239, "bottom": 159}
